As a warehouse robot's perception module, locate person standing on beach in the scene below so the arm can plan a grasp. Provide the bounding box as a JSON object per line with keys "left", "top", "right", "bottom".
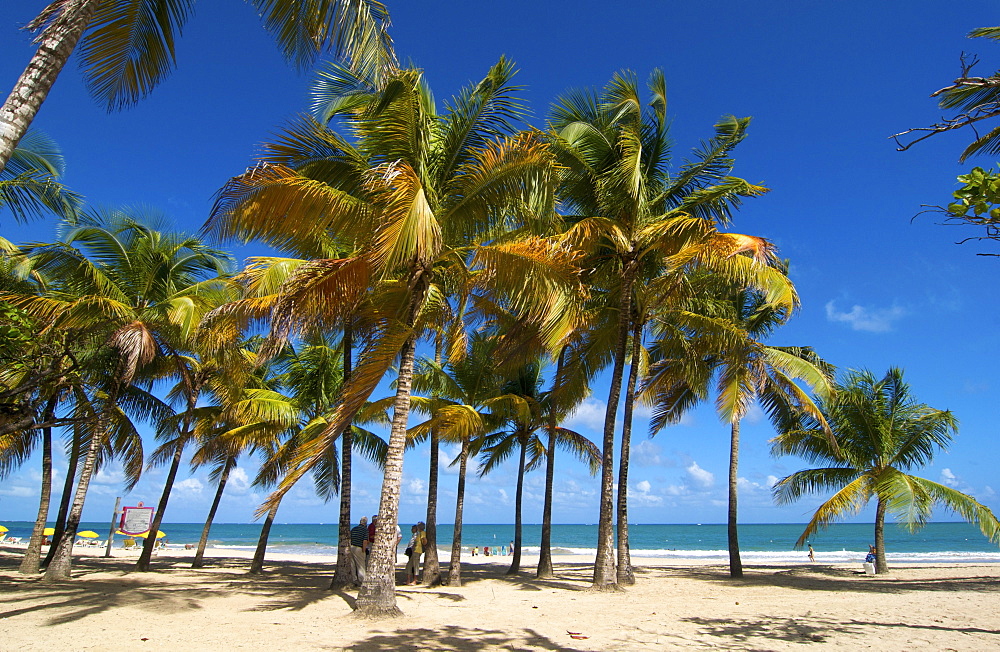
{"left": 367, "top": 514, "right": 378, "bottom": 558}
{"left": 406, "top": 522, "right": 427, "bottom": 585}
{"left": 350, "top": 517, "right": 369, "bottom": 583}
{"left": 808, "top": 544, "right": 815, "bottom": 562}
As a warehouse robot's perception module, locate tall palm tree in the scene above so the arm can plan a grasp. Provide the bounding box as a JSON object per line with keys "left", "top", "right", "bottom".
{"left": 3, "top": 209, "right": 232, "bottom": 579}
{"left": 206, "top": 60, "right": 578, "bottom": 616}
{"left": 0, "top": 0, "right": 396, "bottom": 174}
{"left": 644, "top": 284, "right": 833, "bottom": 578}
{"left": 772, "top": 367, "right": 999, "bottom": 574}
{"left": 550, "top": 70, "right": 793, "bottom": 589}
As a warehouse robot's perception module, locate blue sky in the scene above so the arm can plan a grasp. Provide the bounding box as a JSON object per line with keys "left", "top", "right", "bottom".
{"left": 2, "top": 1, "right": 999, "bottom": 530}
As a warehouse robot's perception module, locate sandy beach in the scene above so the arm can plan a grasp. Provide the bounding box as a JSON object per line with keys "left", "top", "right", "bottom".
{"left": 2, "top": 542, "right": 998, "bottom": 651}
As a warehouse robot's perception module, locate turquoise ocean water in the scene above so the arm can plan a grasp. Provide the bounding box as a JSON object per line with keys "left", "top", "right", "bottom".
{"left": 5, "top": 521, "right": 998, "bottom": 564}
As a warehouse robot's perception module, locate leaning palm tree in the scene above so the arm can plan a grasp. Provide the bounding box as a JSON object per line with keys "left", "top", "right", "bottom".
{"left": 0, "top": 0, "right": 396, "bottom": 174}
{"left": 206, "top": 59, "right": 578, "bottom": 616}
{"left": 550, "top": 70, "right": 794, "bottom": 589}
{"left": 772, "top": 367, "right": 1000, "bottom": 574}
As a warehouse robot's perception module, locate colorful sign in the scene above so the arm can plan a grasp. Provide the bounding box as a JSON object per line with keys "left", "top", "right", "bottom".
{"left": 119, "top": 505, "right": 154, "bottom": 535}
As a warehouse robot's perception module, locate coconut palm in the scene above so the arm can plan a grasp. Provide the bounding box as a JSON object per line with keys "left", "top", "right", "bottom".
{"left": 3, "top": 209, "right": 232, "bottom": 579}
{"left": 205, "top": 59, "right": 577, "bottom": 615}
{"left": 772, "top": 367, "right": 999, "bottom": 574}
{"left": 478, "top": 359, "right": 599, "bottom": 575}
{"left": 0, "top": 0, "right": 396, "bottom": 174}
{"left": 644, "top": 281, "right": 834, "bottom": 578}
{"left": 550, "top": 70, "right": 794, "bottom": 589}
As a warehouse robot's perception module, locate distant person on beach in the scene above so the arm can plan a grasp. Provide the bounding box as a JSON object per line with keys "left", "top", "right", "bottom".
{"left": 472, "top": 546, "right": 478, "bottom": 556}
{"left": 350, "top": 517, "right": 369, "bottom": 583}
{"left": 808, "top": 544, "right": 815, "bottom": 562}
{"left": 404, "top": 525, "right": 418, "bottom": 584}
{"left": 865, "top": 544, "right": 877, "bottom": 564}
{"left": 367, "top": 514, "right": 378, "bottom": 557}
{"left": 484, "top": 546, "right": 490, "bottom": 556}
{"left": 509, "top": 541, "right": 514, "bottom": 556}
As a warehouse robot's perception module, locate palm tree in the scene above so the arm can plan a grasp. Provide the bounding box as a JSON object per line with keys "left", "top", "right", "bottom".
{"left": 3, "top": 209, "right": 232, "bottom": 579}
{"left": 206, "top": 60, "right": 578, "bottom": 616}
{"left": 478, "top": 359, "right": 599, "bottom": 576}
{"left": 644, "top": 284, "right": 834, "bottom": 578}
{"left": 550, "top": 70, "right": 793, "bottom": 589}
{"left": 772, "top": 367, "right": 1000, "bottom": 574}
{"left": 0, "top": 0, "right": 396, "bottom": 174}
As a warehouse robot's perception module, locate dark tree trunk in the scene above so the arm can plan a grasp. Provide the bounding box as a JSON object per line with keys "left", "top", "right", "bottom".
{"left": 593, "top": 264, "right": 636, "bottom": 590}
{"left": 506, "top": 437, "right": 527, "bottom": 575}
{"left": 537, "top": 346, "right": 567, "bottom": 579}
{"left": 192, "top": 457, "right": 234, "bottom": 568}
{"left": 728, "top": 420, "right": 743, "bottom": 578}
{"left": 421, "top": 426, "right": 441, "bottom": 585}
{"left": 42, "top": 414, "right": 107, "bottom": 580}
{"left": 42, "top": 424, "right": 81, "bottom": 569}
{"left": 447, "top": 438, "right": 470, "bottom": 587}
{"left": 136, "top": 438, "right": 184, "bottom": 571}
{"left": 874, "top": 497, "right": 889, "bottom": 574}
{"left": 20, "top": 396, "right": 57, "bottom": 574}
{"left": 616, "top": 320, "right": 643, "bottom": 586}
{"left": 250, "top": 500, "right": 281, "bottom": 574}
{"left": 0, "top": 0, "right": 101, "bottom": 174}
{"left": 331, "top": 323, "right": 356, "bottom": 589}
{"left": 421, "top": 336, "right": 443, "bottom": 586}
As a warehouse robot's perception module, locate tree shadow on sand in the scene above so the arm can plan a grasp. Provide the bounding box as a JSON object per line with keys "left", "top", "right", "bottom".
{"left": 349, "top": 625, "right": 586, "bottom": 651}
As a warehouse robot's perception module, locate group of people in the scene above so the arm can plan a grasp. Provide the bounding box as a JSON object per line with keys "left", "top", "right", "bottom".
{"left": 348, "top": 515, "right": 426, "bottom": 586}
{"left": 470, "top": 541, "right": 514, "bottom": 557}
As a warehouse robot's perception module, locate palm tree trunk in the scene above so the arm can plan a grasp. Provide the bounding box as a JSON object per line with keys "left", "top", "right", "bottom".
{"left": 506, "top": 437, "right": 527, "bottom": 575}
{"left": 421, "top": 426, "right": 441, "bottom": 585}
{"left": 20, "top": 396, "right": 57, "bottom": 574}
{"left": 537, "top": 345, "right": 566, "bottom": 579}
{"left": 594, "top": 264, "right": 636, "bottom": 590}
{"left": 447, "top": 438, "right": 470, "bottom": 587}
{"left": 728, "top": 419, "right": 743, "bottom": 578}
{"left": 192, "top": 457, "right": 235, "bottom": 568}
{"left": 42, "top": 424, "right": 80, "bottom": 569}
{"left": 874, "top": 496, "right": 888, "bottom": 574}
{"left": 421, "top": 336, "right": 443, "bottom": 586}
{"left": 250, "top": 500, "right": 281, "bottom": 574}
{"left": 331, "top": 322, "right": 356, "bottom": 589}
{"left": 356, "top": 284, "right": 425, "bottom": 617}
{"left": 136, "top": 438, "right": 184, "bottom": 571}
{"left": 0, "top": 0, "right": 101, "bottom": 174}
{"left": 42, "top": 414, "right": 108, "bottom": 580}
{"left": 616, "top": 320, "right": 643, "bottom": 586}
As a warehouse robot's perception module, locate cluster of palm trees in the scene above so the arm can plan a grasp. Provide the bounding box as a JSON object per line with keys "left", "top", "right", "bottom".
{"left": 5, "top": 0, "right": 996, "bottom": 622}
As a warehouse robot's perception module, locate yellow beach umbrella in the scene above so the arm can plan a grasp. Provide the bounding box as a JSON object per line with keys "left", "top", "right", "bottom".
{"left": 0, "top": 525, "right": 8, "bottom": 533}
{"left": 43, "top": 527, "right": 55, "bottom": 536}
{"left": 77, "top": 530, "right": 100, "bottom": 538}
{"left": 117, "top": 529, "right": 166, "bottom": 539}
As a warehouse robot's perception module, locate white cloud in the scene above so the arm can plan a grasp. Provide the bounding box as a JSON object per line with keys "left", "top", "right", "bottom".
{"left": 766, "top": 475, "right": 779, "bottom": 488}
{"left": 174, "top": 478, "right": 204, "bottom": 496}
{"left": 93, "top": 468, "right": 125, "bottom": 485}
{"left": 940, "top": 468, "right": 959, "bottom": 488}
{"left": 633, "top": 440, "right": 664, "bottom": 466}
{"left": 636, "top": 480, "right": 651, "bottom": 493}
{"left": 0, "top": 485, "right": 35, "bottom": 497}
{"left": 825, "top": 300, "right": 906, "bottom": 333}
{"left": 564, "top": 398, "right": 607, "bottom": 432}
{"left": 686, "top": 462, "right": 714, "bottom": 489}
{"left": 227, "top": 467, "right": 251, "bottom": 495}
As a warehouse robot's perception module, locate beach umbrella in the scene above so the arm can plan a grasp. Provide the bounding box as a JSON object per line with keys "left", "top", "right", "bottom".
{"left": 0, "top": 525, "right": 8, "bottom": 533}
{"left": 117, "top": 530, "right": 166, "bottom": 539}
{"left": 77, "top": 531, "right": 100, "bottom": 538}
{"left": 43, "top": 528, "right": 55, "bottom": 536}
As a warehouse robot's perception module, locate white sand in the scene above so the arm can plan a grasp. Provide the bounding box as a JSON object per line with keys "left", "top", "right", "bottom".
{"left": 2, "top": 542, "right": 998, "bottom": 650}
